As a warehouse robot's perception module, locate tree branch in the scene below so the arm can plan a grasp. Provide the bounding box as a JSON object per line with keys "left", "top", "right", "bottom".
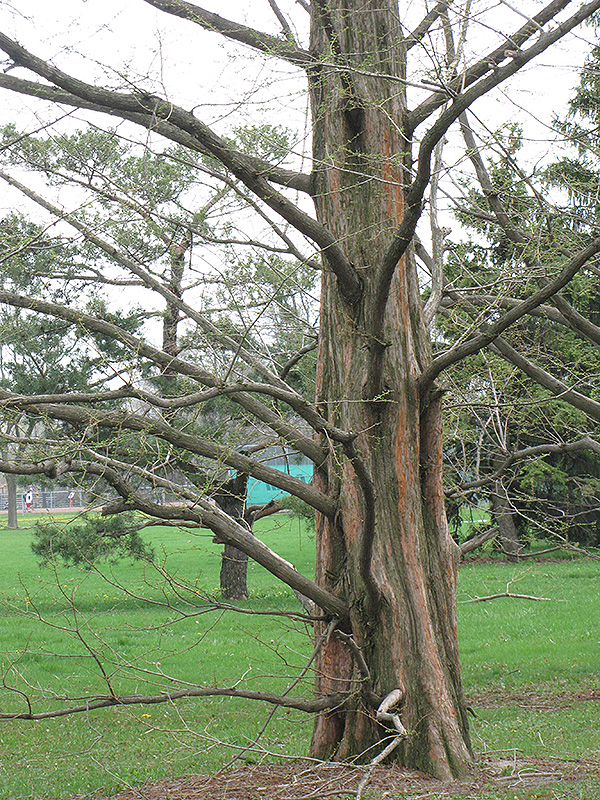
{"left": 375, "top": 0, "right": 600, "bottom": 336}
{"left": 449, "top": 436, "right": 600, "bottom": 497}
{"left": 461, "top": 592, "right": 553, "bottom": 603}
{"left": 0, "top": 34, "right": 360, "bottom": 293}
{"left": 0, "top": 686, "right": 345, "bottom": 721}
{"left": 491, "top": 335, "right": 600, "bottom": 423}
{"left": 140, "top": 0, "right": 312, "bottom": 67}
{"left": 410, "top": 0, "right": 577, "bottom": 129}
{"left": 21, "top": 456, "right": 348, "bottom": 617}
{"left": 405, "top": 0, "right": 453, "bottom": 51}
{"left": 419, "top": 236, "right": 600, "bottom": 392}
{"left": 459, "top": 527, "right": 499, "bottom": 556}
{"left": 0, "top": 387, "right": 336, "bottom": 516}
{"left": 439, "top": 294, "right": 566, "bottom": 326}
{"left": 0, "top": 284, "right": 329, "bottom": 464}
{"left": 0, "top": 78, "right": 310, "bottom": 195}
{"left": 452, "top": 111, "right": 600, "bottom": 352}
{"left": 439, "top": 284, "right": 600, "bottom": 423}
{"left": 266, "top": 0, "right": 298, "bottom": 44}
{"left": 542, "top": 281, "right": 600, "bottom": 348}
{"left": 343, "top": 441, "right": 379, "bottom": 609}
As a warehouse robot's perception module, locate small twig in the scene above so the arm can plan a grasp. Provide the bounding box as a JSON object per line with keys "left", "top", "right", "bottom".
{"left": 221, "top": 618, "right": 339, "bottom": 770}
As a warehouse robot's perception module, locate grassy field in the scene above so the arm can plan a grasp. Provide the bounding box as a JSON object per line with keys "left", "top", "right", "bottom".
{"left": 0, "top": 512, "right": 598, "bottom": 799}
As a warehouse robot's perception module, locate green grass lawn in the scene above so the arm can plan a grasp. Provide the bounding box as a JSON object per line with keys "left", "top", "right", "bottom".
{"left": 0, "top": 513, "right": 598, "bottom": 799}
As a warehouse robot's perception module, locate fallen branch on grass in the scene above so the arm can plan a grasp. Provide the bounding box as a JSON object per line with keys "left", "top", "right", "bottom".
{"left": 461, "top": 592, "right": 554, "bottom": 603}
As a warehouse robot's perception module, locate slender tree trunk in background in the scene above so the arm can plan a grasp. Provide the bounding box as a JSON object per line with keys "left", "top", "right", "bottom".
{"left": 491, "top": 481, "right": 521, "bottom": 561}
{"left": 308, "top": 2, "right": 472, "bottom": 779}
{"left": 220, "top": 543, "right": 250, "bottom": 600}
{"left": 214, "top": 473, "right": 251, "bottom": 600}
{"left": 5, "top": 473, "right": 18, "bottom": 529}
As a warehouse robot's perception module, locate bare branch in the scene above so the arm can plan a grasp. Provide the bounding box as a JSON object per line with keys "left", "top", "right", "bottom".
{"left": 0, "top": 285, "right": 329, "bottom": 463}
{"left": 406, "top": 0, "right": 453, "bottom": 51}
{"left": 410, "top": 0, "right": 580, "bottom": 129}
{"left": 0, "top": 170, "right": 282, "bottom": 384}
{"left": 343, "top": 440, "right": 379, "bottom": 609}
{"left": 266, "top": 0, "right": 298, "bottom": 44}
{"left": 459, "top": 111, "right": 529, "bottom": 245}
{"left": 419, "top": 236, "right": 600, "bottom": 392}
{"left": 423, "top": 140, "right": 446, "bottom": 326}
{"left": 45, "top": 458, "right": 349, "bottom": 617}
{"left": 491, "top": 335, "right": 600, "bottom": 423}
{"left": 461, "top": 592, "right": 554, "bottom": 603}
{"left": 378, "top": 0, "right": 600, "bottom": 331}
{"left": 0, "top": 78, "right": 310, "bottom": 195}
{"left": 280, "top": 339, "right": 318, "bottom": 380}
{"left": 140, "top": 0, "right": 312, "bottom": 66}
{"left": 0, "top": 686, "right": 345, "bottom": 721}
{"left": 0, "top": 390, "right": 337, "bottom": 515}
{"left": 458, "top": 110, "right": 600, "bottom": 353}
{"left": 439, "top": 294, "right": 566, "bottom": 326}
{"left": 459, "top": 527, "right": 499, "bottom": 556}
{"left": 437, "top": 284, "right": 600, "bottom": 423}
{"left": 356, "top": 689, "right": 409, "bottom": 800}
{"left": 542, "top": 283, "right": 600, "bottom": 348}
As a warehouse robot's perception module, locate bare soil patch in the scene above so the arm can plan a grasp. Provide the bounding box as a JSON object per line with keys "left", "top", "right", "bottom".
{"left": 90, "top": 755, "right": 600, "bottom": 800}
{"left": 470, "top": 687, "right": 600, "bottom": 711}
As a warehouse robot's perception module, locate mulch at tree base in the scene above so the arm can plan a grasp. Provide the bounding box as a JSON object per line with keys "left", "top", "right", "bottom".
{"left": 90, "top": 756, "right": 600, "bottom": 800}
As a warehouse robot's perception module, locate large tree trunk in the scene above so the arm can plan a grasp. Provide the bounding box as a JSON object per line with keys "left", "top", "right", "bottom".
{"left": 308, "top": 2, "right": 473, "bottom": 779}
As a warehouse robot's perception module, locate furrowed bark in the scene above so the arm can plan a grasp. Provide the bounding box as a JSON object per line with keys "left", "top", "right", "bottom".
{"left": 307, "top": 2, "right": 472, "bottom": 779}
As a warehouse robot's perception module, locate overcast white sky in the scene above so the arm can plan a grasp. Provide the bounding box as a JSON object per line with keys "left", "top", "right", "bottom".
{"left": 0, "top": 1, "right": 597, "bottom": 240}
{"left": 1, "top": 0, "right": 595, "bottom": 138}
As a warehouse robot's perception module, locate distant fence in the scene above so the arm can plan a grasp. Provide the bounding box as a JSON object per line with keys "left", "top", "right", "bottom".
{"left": 1, "top": 489, "right": 87, "bottom": 511}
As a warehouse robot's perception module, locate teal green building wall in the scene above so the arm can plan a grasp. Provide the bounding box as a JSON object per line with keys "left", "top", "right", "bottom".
{"left": 247, "top": 464, "right": 313, "bottom": 505}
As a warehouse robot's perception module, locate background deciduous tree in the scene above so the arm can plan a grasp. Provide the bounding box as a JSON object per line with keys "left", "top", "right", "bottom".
{"left": 442, "top": 42, "right": 600, "bottom": 556}
{"left": 0, "top": 0, "right": 600, "bottom": 781}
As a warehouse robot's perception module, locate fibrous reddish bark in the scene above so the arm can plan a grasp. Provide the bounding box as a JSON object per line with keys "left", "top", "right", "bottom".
{"left": 307, "top": 2, "right": 472, "bottom": 779}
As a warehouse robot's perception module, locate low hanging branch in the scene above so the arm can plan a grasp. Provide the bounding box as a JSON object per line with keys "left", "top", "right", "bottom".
{"left": 459, "top": 526, "right": 499, "bottom": 556}
{"left": 0, "top": 686, "right": 347, "bottom": 722}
